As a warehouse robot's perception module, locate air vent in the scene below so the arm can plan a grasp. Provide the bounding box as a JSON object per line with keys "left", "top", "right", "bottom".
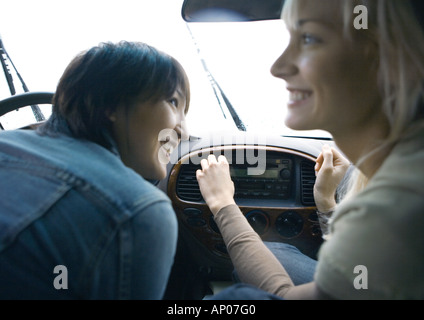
{"left": 300, "top": 161, "right": 316, "bottom": 206}
{"left": 176, "top": 164, "right": 203, "bottom": 202}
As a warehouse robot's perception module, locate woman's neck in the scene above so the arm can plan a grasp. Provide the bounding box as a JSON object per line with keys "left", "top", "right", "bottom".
{"left": 332, "top": 115, "right": 391, "bottom": 179}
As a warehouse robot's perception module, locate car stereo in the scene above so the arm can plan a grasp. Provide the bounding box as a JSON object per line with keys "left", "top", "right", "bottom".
{"left": 231, "top": 157, "right": 292, "bottom": 200}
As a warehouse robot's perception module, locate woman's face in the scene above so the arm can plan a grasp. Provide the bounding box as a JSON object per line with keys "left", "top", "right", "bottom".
{"left": 110, "top": 87, "right": 188, "bottom": 180}
{"left": 271, "top": 0, "right": 381, "bottom": 136}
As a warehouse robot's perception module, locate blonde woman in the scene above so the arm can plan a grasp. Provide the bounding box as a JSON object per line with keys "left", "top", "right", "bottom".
{"left": 197, "top": 0, "right": 424, "bottom": 299}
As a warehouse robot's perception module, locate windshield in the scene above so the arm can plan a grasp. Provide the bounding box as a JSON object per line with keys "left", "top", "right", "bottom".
{"left": 0, "top": 0, "right": 330, "bottom": 139}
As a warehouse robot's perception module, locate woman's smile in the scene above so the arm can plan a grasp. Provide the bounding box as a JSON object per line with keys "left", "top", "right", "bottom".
{"left": 287, "top": 88, "right": 313, "bottom": 107}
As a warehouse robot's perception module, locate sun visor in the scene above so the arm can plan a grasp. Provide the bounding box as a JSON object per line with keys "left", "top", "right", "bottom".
{"left": 182, "top": 0, "right": 424, "bottom": 28}
{"left": 181, "top": 0, "right": 284, "bottom": 22}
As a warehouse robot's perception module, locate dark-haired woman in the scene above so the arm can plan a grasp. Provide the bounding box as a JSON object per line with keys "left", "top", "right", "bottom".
{"left": 0, "top": 41, "right": 190, "bottom": 299}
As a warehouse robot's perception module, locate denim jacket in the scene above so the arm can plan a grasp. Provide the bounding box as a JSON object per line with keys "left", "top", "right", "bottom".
{"left": 0, "top": 126, "right": 177, "bottom": 299}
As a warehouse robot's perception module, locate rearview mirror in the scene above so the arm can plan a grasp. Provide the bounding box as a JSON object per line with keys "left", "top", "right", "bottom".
{"left": 181, "top": 0, "right": 284, "bottom": 22}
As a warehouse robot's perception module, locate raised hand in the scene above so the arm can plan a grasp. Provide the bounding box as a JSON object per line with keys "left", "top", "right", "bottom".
{"left": 314, "top": 145, "right": 350, "bottom": 213}
{"left": 196, "top": 154, "right": 236, "bottom": 215}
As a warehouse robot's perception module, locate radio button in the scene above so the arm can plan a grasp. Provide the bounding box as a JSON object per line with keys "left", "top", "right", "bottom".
{"left": 280, "top": 169, "right": 291, "bottom": 179}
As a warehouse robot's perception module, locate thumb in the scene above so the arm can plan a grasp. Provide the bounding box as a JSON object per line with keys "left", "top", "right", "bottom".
{"left": 321, "top": 145, "right": 334, "bottom": 170}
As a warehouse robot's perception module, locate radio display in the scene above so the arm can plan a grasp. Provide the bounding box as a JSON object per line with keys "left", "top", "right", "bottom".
{"left": 230, "top": 168, "right": 279, "bottom": 179}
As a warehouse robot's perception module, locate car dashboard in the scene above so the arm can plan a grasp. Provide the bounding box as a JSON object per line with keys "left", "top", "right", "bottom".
{"left": 158, "top": 131, "right": 331, "bottom": 298}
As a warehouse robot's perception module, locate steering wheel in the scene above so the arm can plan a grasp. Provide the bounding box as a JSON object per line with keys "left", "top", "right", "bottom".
{"left": 0, "top": 91, "right": 54, "bottom": 117}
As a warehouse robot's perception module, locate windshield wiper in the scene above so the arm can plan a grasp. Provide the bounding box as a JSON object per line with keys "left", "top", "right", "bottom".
{"left": 186, "top": 24, "right": 246, "bottom": 131}
{"left": 0, "top": 36, "right": 45, "bottom": 123}
{"left": 282, "top": 135, "right": 333, "bottom": 141}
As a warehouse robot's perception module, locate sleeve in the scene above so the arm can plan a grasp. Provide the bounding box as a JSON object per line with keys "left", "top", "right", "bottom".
{"left": 214, "top": 204, "right": 294, "bottom": 297}
{"left": 127, "top": 200, "right": 178, "bottom": 299}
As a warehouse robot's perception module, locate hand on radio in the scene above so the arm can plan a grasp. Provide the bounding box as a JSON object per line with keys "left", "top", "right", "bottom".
{"left": 196, "top": 154, "right": 236, "bottom": 215}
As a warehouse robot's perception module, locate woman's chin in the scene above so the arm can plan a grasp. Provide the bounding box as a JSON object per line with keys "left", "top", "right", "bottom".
{"left": 285, "top": 119, "right": 310, "bottom": 132}
{"left": 133, "top": 164, "right": 166, "bottom": 181}
{"left": 148, "top": 166, "right": 167, "bottom": 181}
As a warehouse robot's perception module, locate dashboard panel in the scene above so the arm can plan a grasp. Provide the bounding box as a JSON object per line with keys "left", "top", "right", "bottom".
{"left": 158, "top": 132, "right": 331, "bottom": 284}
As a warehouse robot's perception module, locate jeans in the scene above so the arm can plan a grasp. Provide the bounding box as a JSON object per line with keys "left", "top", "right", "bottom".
{"left": 263, "top": 241, "right": 317, "bottom": 285}
{"left": 209, "top": 283, "right": 284, "bottom": 300}
{"left": 215, "top": 242, "right": 317, "bottom": 300}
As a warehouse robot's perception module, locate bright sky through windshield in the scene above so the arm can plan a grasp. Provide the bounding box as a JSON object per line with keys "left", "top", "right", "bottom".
{"left": 0, "top": 0, "right": 330, "bottom": 138}
{"left": 1, "top": 0, "right": 215, "bottom": 130}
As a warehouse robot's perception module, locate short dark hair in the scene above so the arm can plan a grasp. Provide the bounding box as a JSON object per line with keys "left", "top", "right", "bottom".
{"left": 41, "top": 41, "right": 190, "bottom": 150}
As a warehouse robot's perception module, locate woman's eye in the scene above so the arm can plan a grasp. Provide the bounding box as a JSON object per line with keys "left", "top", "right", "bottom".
{"left": 302, "top": 33, "right": 320, "bottom": 45}
{"left": 169, "top": 98, "right": 178, "bottom": 107}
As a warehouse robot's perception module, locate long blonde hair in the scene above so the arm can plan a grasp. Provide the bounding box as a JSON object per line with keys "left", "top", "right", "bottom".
{"left": 283, "top": 0, "right": 424, "bottom": 198}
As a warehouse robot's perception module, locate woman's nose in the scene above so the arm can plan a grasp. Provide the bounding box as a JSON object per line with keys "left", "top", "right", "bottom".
{"left": 270, "top": 47, "right": 298, "bottom": 80}
{"left": 175, "top": 119, "right": 189, "bottom": 142}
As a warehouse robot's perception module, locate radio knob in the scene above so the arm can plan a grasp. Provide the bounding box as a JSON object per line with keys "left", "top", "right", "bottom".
{"left": 276, "top": 211, "right": 303, "bottom": 238}
{"left": 246, "top": 210, "right": 269, "bottom": 235}
{"left": 280, "top": 169, "right": 291, "bottom": 179}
